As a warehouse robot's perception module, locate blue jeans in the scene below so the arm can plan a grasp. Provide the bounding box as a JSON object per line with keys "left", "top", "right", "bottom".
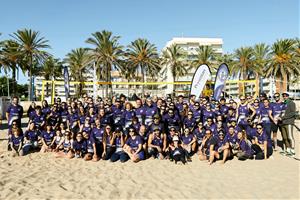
{"left": 110, "top": 151, "right": 129, "bottom": 163}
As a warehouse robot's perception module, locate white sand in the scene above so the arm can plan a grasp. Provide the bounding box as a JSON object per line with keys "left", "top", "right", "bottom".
{"left": 0, "top": 124, "right": 299, "bottom": 199}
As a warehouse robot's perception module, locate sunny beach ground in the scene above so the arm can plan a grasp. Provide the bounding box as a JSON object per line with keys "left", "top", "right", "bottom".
{"left": 0, "top": 119, "right": 299, "bottom": 200}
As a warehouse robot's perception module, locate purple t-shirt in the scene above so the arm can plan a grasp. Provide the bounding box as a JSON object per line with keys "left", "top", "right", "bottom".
{"left": 181, "top": 134, "right": 194, "bottom": 145}
{"left": 125, "top": 135, "right": 143, "bottom": 150}
{"left": 25, "top": 130, "right": 38, "bottom": 142}
{"left": 41, "top": 130, "right": 55, "bottom": 144}
{"left": 92, "top": 127, "right": 104, "bottom": 143}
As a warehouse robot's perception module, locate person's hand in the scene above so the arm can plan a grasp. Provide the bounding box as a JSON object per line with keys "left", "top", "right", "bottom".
{"left": 93, "top": 154, "right": 98, "bottom": 160}
{"left": 102, "top": 151, "right": 106, "bottom": 158}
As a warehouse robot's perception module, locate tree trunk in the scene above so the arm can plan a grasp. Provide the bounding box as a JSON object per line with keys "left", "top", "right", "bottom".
{"left": 109, "top": 67, "right": 112, "bottom": 98}
{"left": 12, "top": 66, "right": 17, "bottom": 96}
{"left": 28, "top": 68, "right": 33, "bottom": 101}
{"left": 282, "top": 73, "right": 288, "bottom": 92}
{"left": 46, "top": 82, "right": 49, "bottom": 97}
{"left": 105, "top": 65, "right": 109, "bottom": 98}
{"left": 173, "top": 74, "right": 176, "bottom": 97}
{"left": 141, "top": 66, "right": 145, "bottom": 97}
{"left": 127, "top": 80, "right": 130, "bottom": 98}
{"left": 255, "top": 72, "right": 259, "bottom": 97}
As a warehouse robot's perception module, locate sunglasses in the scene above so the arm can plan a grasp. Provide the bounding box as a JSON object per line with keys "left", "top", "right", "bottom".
{"left": 257, "top": 127, "right": 262, "bottom": 130}
{"left": 240, "top": 99, "right": 246, "bottom": 101}
{"left": 170, "top": 129, "right": 175, "bottom": 132}
{"left": 274, "top": 96, "right": 280, "bottom": 98}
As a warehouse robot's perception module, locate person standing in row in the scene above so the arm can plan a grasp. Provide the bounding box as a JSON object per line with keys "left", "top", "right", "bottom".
{"left": 279, "top": 93, "right": 297, "bottom": 157}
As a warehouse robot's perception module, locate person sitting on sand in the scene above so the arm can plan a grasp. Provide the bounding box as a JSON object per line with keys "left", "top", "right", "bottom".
{"left": 110, "top": 128, "right": 127, "bottom": 162}
{"left": 199, "top": 129, "right": 218, "bottom": 165}
{"left": 123, "top": 127, "right": 144, "bottom": 163}
{"left": 102, "top": 124, "right": 115, "bottom": 160}
{"left": 51, "top": 129, "right": 64, "bottom": 152}
{"left": 251, "top": 124, "right": 273, "bottom": 160}
{"left": 181, "top": 127, "right": 196, "bottom": 161}
{"left": 236, "top": 130, "right": 254, "bottom": 160}
{"left": 82, "top": 131, "right": 98, "bottom": 161}
{"left": 169, "top": 135, "right": 186, "bottom": 164}
{"left": 9, "top": 128, "right": 24, "bottom": 156}
{"left": 23, "top": 122, "right": 40, "bottom": 154}
{"left": 193, "top": 122, "right": 206, "bottom": 154}
{"left": 147, "top": 127, "right": 167, "bottom": 159}
{"left": 55, "top": 131, "right": 74, "bottom": 159}
{"left": 225, "top": 126, "right": 239, "bottom": 156}
{"left": 40, "top": 124, "right": 55, "bottom": 153}
{"left": 73, "top": 132, "right": 87, "bottom": 158}
{"left": 91, "top": 119, "right": 105, "bottom": 159}
{"left": 214, "top": 130, "right": 232, "bottom": 164}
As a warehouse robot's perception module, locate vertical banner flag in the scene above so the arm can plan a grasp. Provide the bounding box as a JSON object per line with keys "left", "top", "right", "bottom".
{"left": 213, "top": 63, "right": 229, "bottom": 101}
{"left": 190, "top": 64, "right": 211, "bottom": 99}
{"left": 63, "top": 66, "right": 70, "bottom": 99}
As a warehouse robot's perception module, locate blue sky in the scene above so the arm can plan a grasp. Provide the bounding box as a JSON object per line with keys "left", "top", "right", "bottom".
{"left": 0, "top": 0, "right": 299, "bottom": 83}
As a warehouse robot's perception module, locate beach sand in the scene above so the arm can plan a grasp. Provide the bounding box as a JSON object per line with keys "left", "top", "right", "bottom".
{"left": 0, "top": 121, "right": 299, "bottom": 199}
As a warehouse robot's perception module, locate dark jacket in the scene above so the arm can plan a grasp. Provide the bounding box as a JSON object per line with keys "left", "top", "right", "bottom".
{"left": 281, "top": 99, "right": 296, "bottom": 125}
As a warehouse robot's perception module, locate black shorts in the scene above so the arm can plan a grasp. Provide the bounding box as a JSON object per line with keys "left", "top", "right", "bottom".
{"left": 271, "top": 123, "right": 279, "bottom": 132}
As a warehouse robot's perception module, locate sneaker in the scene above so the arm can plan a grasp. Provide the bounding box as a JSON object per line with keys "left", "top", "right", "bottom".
{"left": 285, "top": 152, "right": 293, "bottom": 157}
{"left": 290, "top": 149, "right": 295, "bottom": 155}
{"left": 280, "top": 151, "right": 287, "bottom": 156}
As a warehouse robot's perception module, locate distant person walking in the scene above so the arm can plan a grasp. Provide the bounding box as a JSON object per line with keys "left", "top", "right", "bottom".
{"left": 279, "top": 93, "right": 297, "bottom": 157}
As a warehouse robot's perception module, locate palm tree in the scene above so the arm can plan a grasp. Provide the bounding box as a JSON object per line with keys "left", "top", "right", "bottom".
{"left": 11, "top": 29, "right": 50, "bottom": 100}
{"left": 191, "top": 45, "right": 217, "bottom": 70}
{"left": 231, "top": 47, "right": 256, "bottom": 94}
{"left": 86, "top": 30, "right": 123, "bottom": 97}
{"left": 64, "top": 48, "right": 92, "bottom": 97}
{"left": 266, "top": 39, "right": 298, "bottom": 92}
{"left": 0, "top": 40, "right": 23, "bottom": 95}
{"left": 125, "top": 38, "right": 160, "bottom": 96}
{"left": 161, "top": 44, "right": 188, "bottom": 94}
{"left": 252, "top": 43, "right": 270, "bottom": 94}
{"left": 39, "top": 56, "right": 63, "bottom": 96}
{"left": 215, "top": 53, "right": 234, "bottom": 66}
{"left": 231, "top": 47, "right": 256, "bottom": 80}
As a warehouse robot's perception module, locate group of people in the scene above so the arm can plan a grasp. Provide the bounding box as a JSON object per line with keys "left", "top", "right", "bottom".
{"left": 5, "top": 91, "right": 297, "bottom": 164}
